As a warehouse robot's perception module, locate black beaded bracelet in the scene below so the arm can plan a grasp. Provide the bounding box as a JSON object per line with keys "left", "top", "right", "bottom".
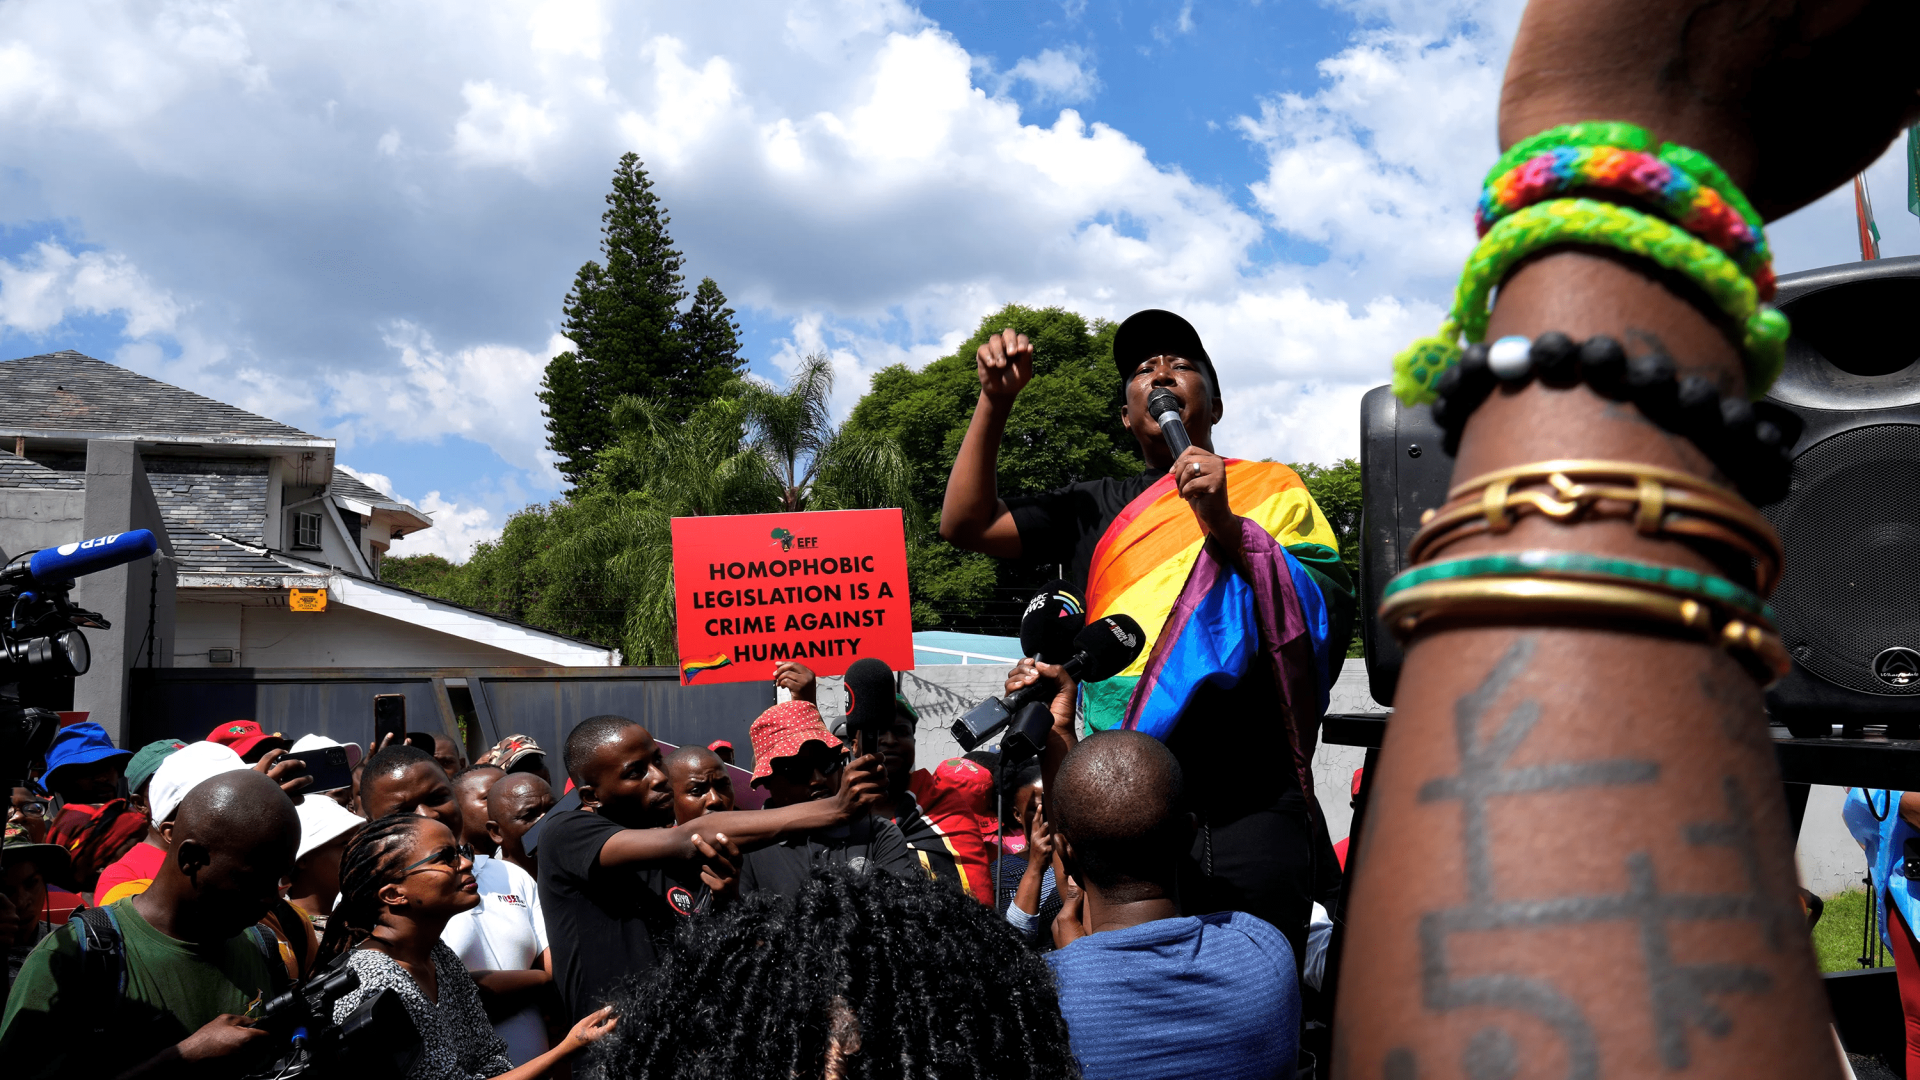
{"left": 1428, "top": 332, "right": 1800, "bottom": 504}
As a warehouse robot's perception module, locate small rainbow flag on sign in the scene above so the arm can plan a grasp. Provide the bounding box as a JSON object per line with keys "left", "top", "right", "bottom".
{"left": 681, "top": 653, "right": 732, "bottom": 684}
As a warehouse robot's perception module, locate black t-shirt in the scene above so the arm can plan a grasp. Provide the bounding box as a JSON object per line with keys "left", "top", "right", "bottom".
{"left": 537, "top": 809, "right": 679, "bottom": 1020}
{"left": 1005, "top": 469, "right": 1159, "bottom": 595}
{"left": 739, "top": 815, "right": 917, "bottom": 900}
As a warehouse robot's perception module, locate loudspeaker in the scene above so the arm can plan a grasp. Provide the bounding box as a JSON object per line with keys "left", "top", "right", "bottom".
{"left": 1760, "top": 255, "right": 1920, "bottom": 739}
{"left": 1358, "top": 385, "right": 1454, "bottom": 707}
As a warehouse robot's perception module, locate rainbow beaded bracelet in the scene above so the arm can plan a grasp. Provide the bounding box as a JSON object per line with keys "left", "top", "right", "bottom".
{"left": 1482, "top": 121, "right": 1765, "bottom": 240}
{"left": 1392, "top": 198, "right": 1789, "bottom": 406}
{"left": 1477, "top": 144, "right": 1775, "bottom": 300}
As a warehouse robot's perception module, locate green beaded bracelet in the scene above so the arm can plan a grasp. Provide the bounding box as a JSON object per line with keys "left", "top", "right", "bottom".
{"left": 1381, "top": 548, "right": 1772, "bottom": 623}
{"left": 1392, "top": 198, "right": 1789, "bottom": 405}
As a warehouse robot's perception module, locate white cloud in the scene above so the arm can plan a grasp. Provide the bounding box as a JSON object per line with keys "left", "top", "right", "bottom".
{"left": 453, "top": 81, "right": 562, "bottom": 172}
{"left": 320, "top": 323, "right": 564, "bottom": 485}
{"left": 384, "top": 492, "right": 501, "bottom": 562}
{"left": 0, "top": 241, "right": 180, "bottom": 338}
{"left": 1002, "top": 46, "right": 1100, "bottom": 106}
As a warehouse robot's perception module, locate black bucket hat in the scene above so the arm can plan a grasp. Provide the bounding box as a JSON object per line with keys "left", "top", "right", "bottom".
{"left": 1113, "top": 309, "right": 1219, "bottom": 399}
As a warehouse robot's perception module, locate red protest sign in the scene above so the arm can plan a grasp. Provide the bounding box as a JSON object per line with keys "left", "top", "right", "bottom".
{"left": 670, "top": 508, "right": 913, "bottom": 686}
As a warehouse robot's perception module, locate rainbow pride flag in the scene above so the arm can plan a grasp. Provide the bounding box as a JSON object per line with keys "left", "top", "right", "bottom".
{"left": 680, "top": 653, "right": 733, "bottom": 684}
{"left": 1084, "top": 459, "right": 1350, "bottom": 739}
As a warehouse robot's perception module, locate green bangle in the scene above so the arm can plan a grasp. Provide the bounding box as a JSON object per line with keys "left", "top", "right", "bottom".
{"left": 1381, "top": 548, "right": 1771, "bottom": 622}
{"left": 1392, "top": 198, "right": 1789, "bottom": 406}
{"left": 1482, "top": 120, "right": 1764, "bottom": 236}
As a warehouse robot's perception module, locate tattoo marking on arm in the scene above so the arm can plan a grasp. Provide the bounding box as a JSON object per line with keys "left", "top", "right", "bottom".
{"left": 1388, "top": 638, "right": 1784, "bottom": 1078}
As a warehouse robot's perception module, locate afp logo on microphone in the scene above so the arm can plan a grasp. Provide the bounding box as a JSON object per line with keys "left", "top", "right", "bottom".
{"left": 55, "top": 533, "right": 126, "bottom": 557}
{"left": 1106, "top": 620, "right": 1141, "bottom": 651}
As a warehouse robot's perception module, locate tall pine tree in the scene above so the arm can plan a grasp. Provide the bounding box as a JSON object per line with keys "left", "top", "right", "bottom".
{"left": 540, "top": 153, "right": 689, "bottom": 484}
{"left": 675, "top": 276, "right": 747, "bottom": 403}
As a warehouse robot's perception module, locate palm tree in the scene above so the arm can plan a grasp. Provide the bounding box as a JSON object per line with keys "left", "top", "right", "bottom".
{"left": 737, "top": 352, "right": 917, "bottom": 519}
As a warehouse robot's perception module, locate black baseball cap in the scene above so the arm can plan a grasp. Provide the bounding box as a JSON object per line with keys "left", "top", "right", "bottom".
{"left": 1113, "top": 309, "right": 1219, "bottom": 398}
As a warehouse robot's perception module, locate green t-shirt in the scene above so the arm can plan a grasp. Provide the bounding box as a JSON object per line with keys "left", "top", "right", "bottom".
{"left": 0, "top": 898, "right": 278, "bottom": 1080}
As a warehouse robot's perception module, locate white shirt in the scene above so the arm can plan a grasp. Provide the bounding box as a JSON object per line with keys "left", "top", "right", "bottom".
{"left": 441, "top": 853, "right": 550, "bottom": 1065}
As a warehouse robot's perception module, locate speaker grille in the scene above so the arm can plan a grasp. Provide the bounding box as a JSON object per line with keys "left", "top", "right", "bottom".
{"left": 1764, "top": 423, "right": 1920, "bottom": 695}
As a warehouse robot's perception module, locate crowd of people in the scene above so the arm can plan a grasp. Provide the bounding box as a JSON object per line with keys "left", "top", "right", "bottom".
{"left": 0, "top": 644, "right": 1319, "bottom": 1080}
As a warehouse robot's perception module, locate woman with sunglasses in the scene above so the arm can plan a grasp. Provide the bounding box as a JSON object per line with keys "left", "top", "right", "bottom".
{"left": 318, "top": 815, "right": 616, "bottom": 1080}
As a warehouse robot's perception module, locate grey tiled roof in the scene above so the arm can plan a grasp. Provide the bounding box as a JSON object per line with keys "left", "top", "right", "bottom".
{"left": 166, "top": 524, "right": 303, "bottom": 577}
{"left": 0, "top": 351, "right": 321, "bottom": 442}
{"left": 0, "top": 449, "right": 83, "bottom": 489}
{"left": 147, "top": 459, "right": 269, "bottom": 546}
{"left": 331, "top": 468, "right": 426, "bottom": 519}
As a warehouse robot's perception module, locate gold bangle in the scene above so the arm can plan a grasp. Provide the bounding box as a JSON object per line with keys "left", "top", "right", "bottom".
{"left": 1408, "top": 459, "right": 1783, "bottom": 595}
{"left": 1379, "top": 575, "right": 1790, "bottom": 685}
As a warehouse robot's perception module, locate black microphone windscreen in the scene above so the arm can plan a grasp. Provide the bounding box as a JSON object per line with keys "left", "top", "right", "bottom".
{"left": 842, "top": 657, "right": 896, "bottom": 736}
{"left": 1146, "top": 388, "right": 1183, "bottom": 419}
{"left": 1072, "top": 614, "right": 1146, "bottom": 683}
{"left": 1018, "top": 580, "right": 1086, "bottom": 662}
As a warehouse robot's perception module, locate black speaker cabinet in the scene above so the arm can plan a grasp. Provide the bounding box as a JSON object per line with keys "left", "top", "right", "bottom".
{"left": 1358, "top": 385, "right": 1454, "bottom": 707}
{"left": 1761, "top": 255, "right": 1920, "bottom": 738}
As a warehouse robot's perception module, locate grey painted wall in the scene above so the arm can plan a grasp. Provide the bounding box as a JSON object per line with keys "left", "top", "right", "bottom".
{"left": 0, "top": 488, "right": 86, "bottom": 560}
{"left": 72, "top": 441, "right": 176, "bottom": 745}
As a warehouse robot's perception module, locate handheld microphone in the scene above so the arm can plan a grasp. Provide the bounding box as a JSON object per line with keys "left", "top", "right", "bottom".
{"left": 2, "top": 530, "right": 158, "bottom": 586}
{"left": 1146, "top": 388, "right": 1192, "bottom": 459}
{"left": 1018, "top": 580, "right": 1085, "bottom": 663}
{"left": 842, "top": 656, "right": 896, "bottom": 757}
{"left": 949, "top": 613, "right": 1145, "bottom": 752}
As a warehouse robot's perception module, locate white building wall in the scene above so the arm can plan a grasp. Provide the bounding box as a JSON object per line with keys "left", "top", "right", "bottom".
{"left": 0, "top": 488, "right": 86, "bottom": 557}
{"left": 174, "top": 596, "right": 542, "bottom": 668}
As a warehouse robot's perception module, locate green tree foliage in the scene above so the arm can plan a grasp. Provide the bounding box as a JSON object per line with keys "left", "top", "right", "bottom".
{"left": 841, "top": 304, "right": 1141, "bottom": 629}
{"left": 539, "top": 154, "right": 747, "bottom": 485}
{"left": 1287, "top": 456, "right": 1363, "bottom": 657}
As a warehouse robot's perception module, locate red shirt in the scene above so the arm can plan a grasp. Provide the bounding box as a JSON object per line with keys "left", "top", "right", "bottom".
{"left": 47, "top": 799, "right": 147, "bottom": 896}
{"left": 96, "top": 841, "right": 167, "bottom": 904}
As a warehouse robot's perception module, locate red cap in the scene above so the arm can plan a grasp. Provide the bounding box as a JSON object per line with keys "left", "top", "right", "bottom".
{"left": 206, "top": 720, "right": 287, "bottom": 759}
{"left": 747, "top": 702, "right": 840, "bottom": 787}
{"left": 708, "top": 739, "right": 734, "bottom": 752}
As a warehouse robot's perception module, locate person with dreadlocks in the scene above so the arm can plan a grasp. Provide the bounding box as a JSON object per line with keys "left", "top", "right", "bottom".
{"left": 589, "top": 864, "right": 1079, "bottom": 1080}
{"left": 321, "top": 814, "right": 616, "bottom": 1080}
{"left": 539, "top": 713, "right": 881, "bottom": 1022}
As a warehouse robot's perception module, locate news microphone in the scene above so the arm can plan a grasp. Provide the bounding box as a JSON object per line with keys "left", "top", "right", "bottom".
{"left": 842, "top": 656, "right": 896, "bottom": 756}
{"left": 1146, "top": 388, "right": 1192, "bottom": 459}
{"left": 949, "top": 614, "right": 1146, "bottom": 752}
{"left": 1018, "top": 580, "right": 1085, "bottom": 663}
{"left": 2, "top": 530, "right": 158, "bottom": 586}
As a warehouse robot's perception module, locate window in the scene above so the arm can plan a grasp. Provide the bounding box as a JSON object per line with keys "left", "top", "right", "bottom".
{"left": 293, "top": 511, "right": 323, "bottom": 549}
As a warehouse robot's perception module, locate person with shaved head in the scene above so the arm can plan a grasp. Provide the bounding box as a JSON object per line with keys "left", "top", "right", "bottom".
{"left": 1041, "top": 724, "right": 1301, "bottom": 1080}
{"left": 662, "top": 745, "right": 734, "bottom": 825}
{"left": 485, "top": 773, "right": 553, "bottom": 879}
{"left": 538, "top": 713, "right": 883, "bottom": 1020}
{"left": 0, "top": 770, "right": 300, "bottom": 1079}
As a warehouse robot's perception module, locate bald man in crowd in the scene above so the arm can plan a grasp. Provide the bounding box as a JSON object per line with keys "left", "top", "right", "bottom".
{"left": 663, "top": 745, "right": 735, "bottom": 825}
{"left": 1, "top": 771, "right": 300, "bottom": 1079}
{"left": 486, "top": 773, "right": 554, "bottom": 878}
{"left": 452, "top": 764, "right": 506, "bottom": 854}
{"left": 1044, "top": 730, "right": 1301, "bottom": 1080}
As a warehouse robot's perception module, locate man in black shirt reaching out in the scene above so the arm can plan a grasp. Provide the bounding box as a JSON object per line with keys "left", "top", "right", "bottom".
{"left": 537, "top": 714, "right": 883, "bottom": 1020}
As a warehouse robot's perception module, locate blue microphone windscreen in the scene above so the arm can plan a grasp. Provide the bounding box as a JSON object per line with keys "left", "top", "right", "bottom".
{"left": 29, "top": 529, "right": 158, "bottom": 583}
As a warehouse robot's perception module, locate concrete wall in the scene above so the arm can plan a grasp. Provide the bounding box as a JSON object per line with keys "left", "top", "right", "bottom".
{"left": 173, "top": 596, "right": 540, "bottom": 669}
{"left": 72, "top": 441, "right": 177, "bottom": 745}
{"left": 0, "top": 488, "right": 86, "bottom": 559}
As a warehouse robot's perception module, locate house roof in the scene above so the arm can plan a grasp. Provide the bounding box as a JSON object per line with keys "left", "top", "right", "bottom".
{"left": 0, "top": 351, "right": 327, "bottom": 446}
{"left": 331, "top": 468, "right": 429, "bottom": 525}
{"left": 168, "top": 523, "right": 311, "bottom": 578}
{"left": 148, "top": 459, "right": 270, "bottom": 546}
{"left": 0, "top": 449, "right": 84, "bottom": 490}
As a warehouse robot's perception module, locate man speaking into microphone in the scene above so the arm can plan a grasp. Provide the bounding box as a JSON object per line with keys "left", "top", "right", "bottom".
{"left": 939, "top": 308, "right": 1353, "bottom": 958}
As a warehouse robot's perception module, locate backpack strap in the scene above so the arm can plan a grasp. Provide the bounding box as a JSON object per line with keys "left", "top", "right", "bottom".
{"left": 246, "top": 924, "right": 292, "bottom": 995}
{"left": 69, "top": 905, "right": 127, "bottom": 1037}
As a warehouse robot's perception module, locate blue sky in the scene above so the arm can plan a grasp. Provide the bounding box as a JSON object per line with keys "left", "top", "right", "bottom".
{"left": 2, "top": 0, "right": 1914, "bottom": 558}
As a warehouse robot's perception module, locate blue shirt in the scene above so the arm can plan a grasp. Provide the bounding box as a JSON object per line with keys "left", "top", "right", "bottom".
{"left": 1842, "top": 788, "right": 1918, "bottom": 953}
{"left": 1046, "top": 910, "right": 1299, "bottom": 1080}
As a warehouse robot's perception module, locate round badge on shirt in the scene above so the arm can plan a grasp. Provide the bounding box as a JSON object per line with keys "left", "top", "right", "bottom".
{"left": 667, "top": 886, "right": 696, "bottom": 916}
